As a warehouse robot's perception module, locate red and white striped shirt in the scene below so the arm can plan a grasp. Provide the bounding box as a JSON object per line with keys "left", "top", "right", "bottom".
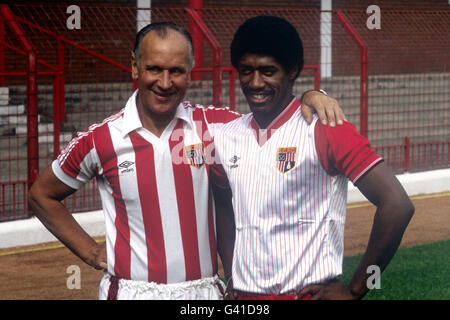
{"left": 52, "top": 90, "right": 239, "bottom": 284}
{"left": 211, "top": 98, "right": 382, "bottom": 295}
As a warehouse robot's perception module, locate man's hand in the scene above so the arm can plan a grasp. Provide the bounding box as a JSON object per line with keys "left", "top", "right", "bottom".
{"left": 301, "top": 90, "right": 346, "bottom": 126}
{"left": 224, "top": 278, "right": 237, "bottom": 300}
{"left": 88, "top": 241, "right": 108, "bottom": 271}
{"left": 296, "top": 279, "right": 359, "bottom": 300}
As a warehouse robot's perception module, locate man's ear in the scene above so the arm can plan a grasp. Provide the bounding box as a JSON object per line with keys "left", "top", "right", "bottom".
{"left": 131, "top": 52, "right": 139, "bottom": 81}
{"left": 289, "top": 66, "right": 300, "bottom": 81}
{"left": 187, "top": 68, "right": 192, "bottom": 85}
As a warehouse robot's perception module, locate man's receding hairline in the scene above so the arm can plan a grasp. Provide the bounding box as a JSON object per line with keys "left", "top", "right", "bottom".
{"left": 135, "top": 27, "right": 193, "bottom": 68}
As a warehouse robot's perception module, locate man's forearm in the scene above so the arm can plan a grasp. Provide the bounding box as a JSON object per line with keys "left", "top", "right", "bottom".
{"left": 346, "top": 162, "right": 415, "bottom": 299}
{"left": 28, "top": 166, "right": 105, "bottom": 269}
{"left": 212, "top": 184, "right": 235, "bottom": 279}
{"left": 216, "top": 214, "right": 235, "bottom": 279}
{"left": 29, "top": 195, "right": 102, "bottom": 268}
{"left": 216, "top": 201, "right": 235, "bottom": 279}
{"left": 348, "top": 201, "right": 414, "bottom": 298}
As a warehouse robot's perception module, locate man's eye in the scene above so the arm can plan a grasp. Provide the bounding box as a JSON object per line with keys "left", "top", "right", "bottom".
{"left": 170, "top": 68, "right": 185, "bottom": 75}
{"left": 147, "top": 67, "right": 161, "bottom": 73}
{"left": 262, "top": 69, "right": 277, "bottom": 76}
{"left": 239, "top": 68, "right": 253, "bottom": 76}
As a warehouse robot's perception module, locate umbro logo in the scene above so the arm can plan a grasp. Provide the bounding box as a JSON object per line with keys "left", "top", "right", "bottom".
{"left": 118, "top": 160, "right": 135, "bottom": 174}
{"left": 229, "top": 155, "right": 240, "bottom": 169}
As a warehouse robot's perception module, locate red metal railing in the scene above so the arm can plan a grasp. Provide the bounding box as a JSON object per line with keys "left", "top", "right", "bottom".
{"left": 1, "top": 5, "right": 38, "bottom": 188}
{"left": 186, "top": 8, "right": 223, "bottom": 106}
{"left": 0, "top": 43, "right": 63, "bottom": 158}
{"left": 189, "top": 0, "right": 204, "bottom": 81}
{"left": 0, "top": 5, "right": 238, "bottom": 220}
{"left": 335, "top": 10, "right": 368, "bottom": 138}
{"left": 0, "top": 181, "right": 28, "bottom": 221}
{"left": 304, "top": 64, "right": 321, "bottom": 90}
{"left": 374, "top": 138, "right": 450, "bottom": 173}
{"left": 335, "top": 10, "right": 450, "bottom": 151}
{"left": 0, "top": 5, "right": 448, "bottom": 221}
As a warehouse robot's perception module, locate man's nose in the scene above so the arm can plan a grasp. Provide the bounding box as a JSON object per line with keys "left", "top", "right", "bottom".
{"left": 249, "top": 71, "right": 265, "bottom": 89}
{"left": 158, "top": 70, "right": 172, "bottom": 90}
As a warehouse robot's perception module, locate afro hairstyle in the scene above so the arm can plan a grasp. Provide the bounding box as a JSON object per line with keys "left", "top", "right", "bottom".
{"left": 230, "top": 15, "right": 304, "bottom": 79}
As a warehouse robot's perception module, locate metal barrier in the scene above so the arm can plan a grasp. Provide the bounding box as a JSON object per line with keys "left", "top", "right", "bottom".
{"left": 191, "top": 8, "right": 449, "bottom": 173}
{"left": 0, "top": 4, "right": 239, "bottom": 220}
{"left": 0, "top": 5, "right": 449, "bottom": 221}
{"left": 0, "top": 4, "right": 36, "bottom": 220}
{"left": 334, "top": 10, "right": 450, "bottom": 173}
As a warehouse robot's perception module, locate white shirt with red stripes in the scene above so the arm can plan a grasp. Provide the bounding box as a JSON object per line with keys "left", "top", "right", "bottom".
{"left": 211, "top": 98, "right": 383, "bottom": 295}
{"left": 52, "top": 90, "right": 239, "bottom": 284}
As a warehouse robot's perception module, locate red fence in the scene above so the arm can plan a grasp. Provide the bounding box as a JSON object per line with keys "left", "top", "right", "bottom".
{"left": 340, "top": 10, "right": 450, "bottom": 172}
{"left": 0, "top": 5, "right": 448, "bottom": 221}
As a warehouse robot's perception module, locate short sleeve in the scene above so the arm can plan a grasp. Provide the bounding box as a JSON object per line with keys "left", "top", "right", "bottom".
{"left": 202, "top": 106, "right": 241, "bottom": 125}
{"left": 314, "top": 121, "right": 383, "bottom": 184}
{"left": 201, "top": 106, "right": 241, "bottom": 139}
{"left": 52, "top": 131, "right": 98, "bottom": 190}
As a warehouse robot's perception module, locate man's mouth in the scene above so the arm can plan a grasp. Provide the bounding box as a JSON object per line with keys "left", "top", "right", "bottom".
{"left": 152, "top": 90, "right": 174, "bottom": 101}
{"left": 246, "top": 91, "right": 272, "bottom": 104}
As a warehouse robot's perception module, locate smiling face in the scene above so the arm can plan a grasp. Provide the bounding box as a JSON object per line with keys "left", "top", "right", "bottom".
{"left": 237, "top": 53, "right": 297, "bottom": 127}
{"left": 131, "top": 29, "right": 191, "bottom": 124}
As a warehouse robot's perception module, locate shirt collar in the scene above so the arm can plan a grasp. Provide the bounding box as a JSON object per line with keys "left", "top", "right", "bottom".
{"left": 121, "top": 90, "right": 192, "bottom": 137}
{"left": 250, "top": 97, "right": 301, "bottom": 132}
{"left": 249, "top": 97, "right": 301, "bottom": 146}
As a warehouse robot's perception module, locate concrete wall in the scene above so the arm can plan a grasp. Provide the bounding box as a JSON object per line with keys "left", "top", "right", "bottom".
{"left": 1, "top": 167, "right": 450, "bottom": 249}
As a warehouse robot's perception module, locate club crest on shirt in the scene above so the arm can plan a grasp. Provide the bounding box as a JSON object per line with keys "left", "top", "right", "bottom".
{"left": 276, "top": 147, "right": 297, "bottom": 173}
{"left": 184, "top": 143, "right": 205, "bottom": 168}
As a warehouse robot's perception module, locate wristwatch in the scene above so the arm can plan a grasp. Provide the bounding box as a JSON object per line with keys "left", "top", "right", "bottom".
{"left": 300, "top": 89, "right": 328, "bottom": 102}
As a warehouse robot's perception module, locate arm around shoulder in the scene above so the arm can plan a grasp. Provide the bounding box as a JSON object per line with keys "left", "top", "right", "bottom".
{"left": 300, "top": 90, "right": 346, "bottom": 126}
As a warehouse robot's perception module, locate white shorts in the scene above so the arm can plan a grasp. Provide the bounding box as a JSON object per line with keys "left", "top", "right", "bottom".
{"left": 98, "top": 273, "right": 225, "bottom": 300}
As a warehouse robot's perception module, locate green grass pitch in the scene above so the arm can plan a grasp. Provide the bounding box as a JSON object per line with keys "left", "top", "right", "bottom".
{"left": 339, "top": 239, "right": 450, "bottom": 300}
